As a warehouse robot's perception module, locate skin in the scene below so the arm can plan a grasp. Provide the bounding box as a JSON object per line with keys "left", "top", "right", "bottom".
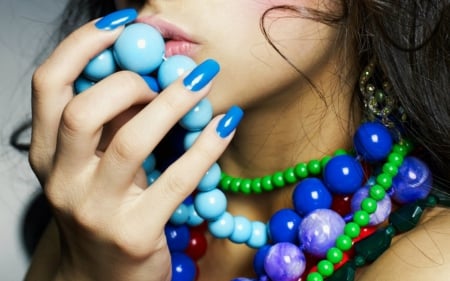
{"left": 26, "top": 0, "right": 450, "bottom": 280}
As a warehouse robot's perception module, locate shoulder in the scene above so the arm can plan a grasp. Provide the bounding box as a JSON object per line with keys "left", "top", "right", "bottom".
{"left": 356, "top": 207, "right": 450, "bottom": 281}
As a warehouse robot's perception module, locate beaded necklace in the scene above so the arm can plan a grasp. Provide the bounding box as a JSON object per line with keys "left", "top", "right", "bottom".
{"left": 77, "top": 21, "right": 441, "bottom": 281}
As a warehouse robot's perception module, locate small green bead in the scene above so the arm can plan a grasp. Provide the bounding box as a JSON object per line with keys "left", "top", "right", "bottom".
{"left": 308, "top": 159, "right": 322, "bottom": 175}
{"left": 401, "top": 139, "right": 414, "bottom": 154}
{"left": 317, "top": 260, "right": 334, "bottom": 277}
{"left": 230, "top": 178, "right": 242, "bottom": 193}
{"left": 388, "top": 152, "right": 404, "bottom": 167}
{"left": 336, "top": 234, "right": 353, "bottom": 251}
{"left": 272, "top": 171, "right": 285, "bottom": 188}
{"left": 382, "top": 162, "right": 398, "bottom": 176}
{"left": 220, "top": 175, "right": 232, "bottom": 191}
{"left": 376, "top": 173, "right": 393, "bottom": 190}
{"left": 392, "top": 143, "right": 408, "bottom": 157}
{"left": 334, "top": 149, "right": 347, "bottom": 156}
{"left": 326, "top": 247, "right": 344, "bottom": 264}
{"left": 369, "top": 185, "right": 386, "bottom": 201}
{"left": 321, "top": 155, "right": 332, "bottom": 168}
{"left": 361, "top": 198, "right": 377, "bottom": 214}
{"left": 261, "top": 175, "right": 274, "bottom": 191}
{"left": 353, "top": 210, "right": 370, "bottom": 227}
{"left": 239, "top": 179, "right": 252, "bottom": 195}
{"left": 251, "top": 178, "right": 262, "bottom": 194}
{"left": 344, "top": 222, "right": 361, "bottom": 238}
{"left": 294, "top": 163, "right": 309, "bottom": 178}
{"left": 283, "top": 167, "right": 297, "bottom": 184}
{"left": 307, "top": 272, "right": 324, "bottom": 281}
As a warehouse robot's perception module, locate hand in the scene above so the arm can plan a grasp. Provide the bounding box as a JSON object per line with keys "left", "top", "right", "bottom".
{"left": 29, "top": 12, "right": 236, "bottom": 281}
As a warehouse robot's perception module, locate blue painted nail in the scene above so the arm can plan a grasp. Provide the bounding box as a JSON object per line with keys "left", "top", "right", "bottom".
{"left": 95, "top": 9, "right": 137, "bottom": 30}
{"left": 183, "top": 59, "right": 220, "bottom": 92}
{"left": 216, "top": 106, "right": 244, "bottom": 138}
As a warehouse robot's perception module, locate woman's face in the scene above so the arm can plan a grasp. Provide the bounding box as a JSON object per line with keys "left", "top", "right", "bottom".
{"left": 115, "top": 0, "right": 344, "bottom": 114}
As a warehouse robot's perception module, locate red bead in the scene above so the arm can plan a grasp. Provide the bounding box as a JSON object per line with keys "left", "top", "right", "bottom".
{"left": 331, "top": 195, "right": 352, "bottom": 216}
{"left": 185, "top": 231, "right": 208, "bottom": 260}
{"left": 352, "top": 226, "right": 377, "bottom": 243}
{"left": 333, "top": 251, "right": 350, "bottom": 271}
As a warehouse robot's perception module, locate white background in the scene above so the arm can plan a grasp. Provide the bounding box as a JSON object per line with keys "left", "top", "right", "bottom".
{"left": 0, "top": 0, "right": 67, "bottom": 280}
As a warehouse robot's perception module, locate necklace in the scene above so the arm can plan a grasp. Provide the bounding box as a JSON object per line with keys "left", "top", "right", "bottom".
{"left": 78, "top": 22, "right": 438, "bottom": 281}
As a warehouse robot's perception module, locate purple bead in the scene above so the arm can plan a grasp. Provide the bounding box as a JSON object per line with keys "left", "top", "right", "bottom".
{"left": 354, "top": 122, "right": 393, "bottom": 162}
{"left": 264, "top": 242, "right": 306, "bottom": 281}
{"left": 171, "top": 253, "right": 196, "bottom": 281}
{"left": 292, "top": 178, "right": 332, "bottom": 216}
{"left": 391, "top": 157, "right": 432, "bottom": 204}
{"left": 268, "top": 208, "right": 302, "bottom": 244}
{"left": 323, "top": 155, "right": 364, "bottom": 195}
{"left": 165, "top": 224, "right": 190, "bottom": 252}
{"left": 351, "top": 186, "right": 392, "bottom": 225}
{"left": 299, "top": 209, "right": 345, "bottom": 257}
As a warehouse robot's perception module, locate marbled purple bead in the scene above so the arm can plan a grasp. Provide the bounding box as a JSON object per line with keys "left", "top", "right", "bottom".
{"left": 351, "top": 186, "right": 392, "bottom": 225}
{"left": 391, "top": 156, "right": 432, "bottom": 204}
{"left": 264, "top": 242, "right": 305, "bottom": 281}
{"left": 299, "top": 209, "right": 345, "bottom": 257}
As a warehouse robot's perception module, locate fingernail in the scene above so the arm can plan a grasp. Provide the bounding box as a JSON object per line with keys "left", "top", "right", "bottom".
{"left": 95, "top": 9, "right": 137, "bottom": 30}
{"left": 216, "top": 106, "right": 244, "bottom": 138}
{"left": 183, "top": 59, "right": 220, "bottom": 92}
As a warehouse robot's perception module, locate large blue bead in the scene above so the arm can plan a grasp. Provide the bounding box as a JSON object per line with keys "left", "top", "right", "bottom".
{"left": 157, "top": 55, "right": 197, "bottom": 89}
{"left": 253, "top": 245, "right": 271, "bottom": 276}
{"left": 323, "top": 155, "right": 364, "bottom": 195}
{"left": 354, "top": 122, "right": 393, "bottom": 162}
{"left": 165, "top": 224, "right": 190, "bottom": 252}
{"left": 391, "top": 156, "right": 432, "bottom": 204}
{"left": 171, "top": 252, "right": 196, "bottom": 281}
{"left": 179, "top": 98, "right": 213, "bottom": 131}
{"left": 268, "top": 208, "right": 302, "bottom": 244}
{"left": 113, "top": 23, "right": 165, "bottom": 74}
{"left": 292, "top": 178, "right": 332, "bottom": 216}
{"left": 74, "top": 76, "right": 95, "bottom": 94}
{"left": 83, "top": 48, "right": 117, "bottom": 81}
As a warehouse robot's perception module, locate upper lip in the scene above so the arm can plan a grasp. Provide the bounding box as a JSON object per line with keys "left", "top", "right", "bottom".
{"left": 135, "top": 16, "right": 196, "bottom": 43}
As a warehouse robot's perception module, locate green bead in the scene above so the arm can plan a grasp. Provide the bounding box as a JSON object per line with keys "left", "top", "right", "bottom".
{"left": 261, "top": 175, "right": 274, "bottom": 191}
{"left": 387, "top": 152, "right": 404, "bottom": 167}
{"left": 354, "top": 227, "right": 394, "bottom": 262}
{"left": 239, "top": 179, "right": 252, "bottom": 195}
{"left": 251, "top": 178, "right": 262, "bottom": 194}
{"left": 283, "top": 167, "right": 297, "bottom": 184}
{"left": 220, "top": 175, "right": 232, "bottom": 191}
{"left": 307, "top": 159, "right": 322, "bottom": 175}
{"left": 334, "top": 149, "right": 347, "bottom": 156}
{"left": 336, "top": 234, "right": 353, "bottom": 251}
{"left": 392, "top": 143, "right": 408, "bottom": 157}
{"left": 361, "top": 198, "right": 377, "bottom": 214}
{"left": 307, "top": 272, "right": 324, "bottom": 281}
{"left": 382, "top": 162, "right": 398, "bottom": 176}
{"left": 353, "top": 210, "right": 370, "bottom": 227}
{"left": 321, "top": 155, "right": 332, "bottom": 168}
{"left": 272, "top": 171, "right": 285, "bottom": 188}
{"left": 401, "top": 139, "right": 414, "bottom": 154}
{"left": 344, "top": 222, "right": 361, "bottom": 238}
{"left": 326, "top": 247, "right": 343, "bottom": 264}
{"left": 389, "top": 203, "right": 424, "bottom": 233}
{"left": 369, "top": 185, "right": 386, "bottom": 201}
{"left": 317, "top": 260, "right": 334, "bottom": 277}
{"left": 376, "top": 173, "right": 392, "bottom": 190}
{"left": 326, "top": 261, "right": 356, "bottom": 281}
{"left": 230, "top": 178, "right": 242, "bottom": 193}
{"left": 294, "top": 163, "right": 308, "bottom": 178}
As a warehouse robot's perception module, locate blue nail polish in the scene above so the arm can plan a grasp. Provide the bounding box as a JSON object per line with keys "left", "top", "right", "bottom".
{"left": 183, "top": 59, "right": 220, "bottom": 92}
{"left": 95, "top": 9, "right": 137, "bottom": 30}
{"left": 216, "top": 106, "right": 244, "bottom": 138}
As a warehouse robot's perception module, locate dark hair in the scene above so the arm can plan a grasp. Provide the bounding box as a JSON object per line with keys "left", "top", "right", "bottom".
{"left": 11, "top": 0, "right": 449, "bottom": 190}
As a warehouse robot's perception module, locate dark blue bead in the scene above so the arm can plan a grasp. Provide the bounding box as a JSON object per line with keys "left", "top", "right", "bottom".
{"left": 354, "top": 122, "right": 393, "bottom": 162}
{"left": 323, "top": 155, "right": 364, "bottom": 195}
{"left": 141, "top": 75, "right": 161, "bottom": 93}
{"left": 253, "top": 244, "right": 271, "bottom": 276}
{"left": 268, "top": 209, "right": 302, "bottom": 243}
{"left": 165, "top": 224, "right": 190, "bottom": 252}
{"left": 292, "top": 178, "right": 332, "bottom": 216}
{"left": 171, "top": 252, "right": 196, "bottom": 281}
{"left": 391, "top": 157, "right": 432, "bottom": 204}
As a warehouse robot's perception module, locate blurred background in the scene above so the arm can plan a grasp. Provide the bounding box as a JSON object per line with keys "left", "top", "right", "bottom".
{"left": 0, "top": 0, "right": 66, "bottom": 279}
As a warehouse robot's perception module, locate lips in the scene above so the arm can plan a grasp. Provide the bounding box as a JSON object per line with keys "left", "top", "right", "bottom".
{"left": 136, "top": 16, "right": 200, "bottom": 58}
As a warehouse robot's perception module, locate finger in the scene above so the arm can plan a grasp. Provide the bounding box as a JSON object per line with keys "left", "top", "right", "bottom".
{"left": 139, "top": 107, "right": 243, "bottom": 227}
{"left": 98, "top": 59, "right": 221, "bottom": 191}
{"left": 54, "top": 71, "right": 156, "bottom": 170}
{"left": 30, "top": 9, "right": 137, "bottom": 179}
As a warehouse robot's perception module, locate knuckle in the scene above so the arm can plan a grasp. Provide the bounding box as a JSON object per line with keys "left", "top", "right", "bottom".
{"left": 163, "top": 173, "right": 192, "bottom": 199}
{"left": 60, "top": 101, "right": 93, "bottom": 134}
{"left": 31, "top": 65, "right": 50, "bottom": 96}
{"left": 113, "top": 70, "right": 145, "bottom": 93}
{"left": 109, "top": 133, "right": 141, "bottom": 163}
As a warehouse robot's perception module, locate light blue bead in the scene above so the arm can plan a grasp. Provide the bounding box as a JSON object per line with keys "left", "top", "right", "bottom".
{"left": 208, "top": 212, "right": 234, "bottom": 238}
{"left": 186, "top": 204, "right": 204, "bottom": 226}
{"left": 157, "top": 55, "right": 197, "bottom": 89}
{"left": 230, "top": 216, "right": 252, "bottom": 243}
{"left": 194, "top": 189, "right": 227, "bottom": 220}
{"left": 83, "top": 48, "right": 117, "bottom": 81}
{"left": 179, "top": 98, "right": 213, "bottom": 131}
{"left": 197, "top": 163, "right": 222, "bottom": 192}
{"left": 146, "top": 169, "right": 161, "bottom": 186}
{"left": 170, "top": 203, "right": 189, "bottom": 225}
{"left": 247, "top": 221, "right": 268, "bottom": 248}
{"left": 113, "top": 23, "right": 165, "bottom": 74}
{"left": 74, "top": 76, "right": 95, "bottom": 94}
{"left": 184, "top": 131, "right": 201, "bottom": 150}
{"left": 142, "top": 153, "right": 156, "bottom": 174}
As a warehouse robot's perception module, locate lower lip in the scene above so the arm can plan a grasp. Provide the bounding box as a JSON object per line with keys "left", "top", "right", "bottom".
{"left": 164, "top": 40, "right": 199, "bottom": 58}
